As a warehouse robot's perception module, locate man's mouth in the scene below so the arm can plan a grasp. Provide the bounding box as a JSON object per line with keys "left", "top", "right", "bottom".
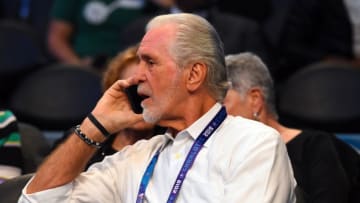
{"left": 138, "top": 92, "right": 150, "bottom": 102}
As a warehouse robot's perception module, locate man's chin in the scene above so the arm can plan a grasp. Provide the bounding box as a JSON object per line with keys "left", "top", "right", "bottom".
{"left": 143, "top": 108, "right": 161, "bottom": 124}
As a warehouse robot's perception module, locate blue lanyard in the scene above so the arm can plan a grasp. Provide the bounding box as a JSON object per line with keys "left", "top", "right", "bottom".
{"left": 136, "top": 106, "right": 227, "bottom": 203}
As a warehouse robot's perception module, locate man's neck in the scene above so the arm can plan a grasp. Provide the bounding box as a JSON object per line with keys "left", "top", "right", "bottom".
{"left": 159, "top": 95, "right": 217, "bottom": 137}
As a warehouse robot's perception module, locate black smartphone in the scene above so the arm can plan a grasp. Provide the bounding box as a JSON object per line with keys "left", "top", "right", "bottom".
{"left": 124, "top": 85, "right": 143, "bottom": 114}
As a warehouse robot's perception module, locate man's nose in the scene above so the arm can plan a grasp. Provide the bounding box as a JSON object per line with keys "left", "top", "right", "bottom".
{"left": 134, "top": 63, "right": 146, "bottom": 83}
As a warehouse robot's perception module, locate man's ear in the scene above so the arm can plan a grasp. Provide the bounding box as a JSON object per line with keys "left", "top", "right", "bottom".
{"left": 186, "top": 62, "right": 207, "bottom": 92}
{"left": 248, "top": 88, "right": 264, "bottom": 114}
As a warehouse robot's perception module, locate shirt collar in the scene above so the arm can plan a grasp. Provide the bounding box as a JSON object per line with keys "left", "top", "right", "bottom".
{"left": 162, "top": 103, "right": 223, "bottom": 147}
{"left": 185, "top": 103, "right": 223, "bottom": 147}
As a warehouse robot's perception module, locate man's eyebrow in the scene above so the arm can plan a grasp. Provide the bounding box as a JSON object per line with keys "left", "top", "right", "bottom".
{"left": 139, "top": 53, "right": 152, "bottom": 61}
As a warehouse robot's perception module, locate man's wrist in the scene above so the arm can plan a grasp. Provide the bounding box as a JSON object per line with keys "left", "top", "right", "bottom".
{"left": 73, "top": 125, "right": 103, "bottom": 149}
{"left": 79, "top": 118, "right": 107, "bottom": 143}
{"left": 87, "top": 113, "right": 111, "bottom": 138}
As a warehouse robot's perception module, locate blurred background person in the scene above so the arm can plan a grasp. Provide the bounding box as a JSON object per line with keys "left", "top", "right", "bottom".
{"left": 0, "top": 110, "right": 23, "bottom": 184}
{"left": 215, "top": 0, "right": 271, "bottom": 24}
{"left": 344, "top": 0, "right": 360, "bottom": 66}
{"left": 47, "top": 0, "right": 146, "bottom": 70}
{"left": 223, "top": 52, "right": 360, "bottom": 203}
{"left": 274, "top": 0, "right": 354, "bottom": 83}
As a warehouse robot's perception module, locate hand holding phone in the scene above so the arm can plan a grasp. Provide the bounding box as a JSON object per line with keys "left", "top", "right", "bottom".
{"left": 124, "top": 85, "right": 143, "bottom": 114}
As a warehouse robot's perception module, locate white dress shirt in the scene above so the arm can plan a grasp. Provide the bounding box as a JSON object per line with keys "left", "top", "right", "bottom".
{"left": 19, "top": 103, "right": 296, "bottom": 203}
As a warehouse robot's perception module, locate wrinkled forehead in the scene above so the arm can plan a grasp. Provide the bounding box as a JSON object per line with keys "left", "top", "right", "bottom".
{"left": 143, "top": 23, "right": 178, "bottom": 45}
{"left": 138, "top": 24, "right": 178, "bottom": 56}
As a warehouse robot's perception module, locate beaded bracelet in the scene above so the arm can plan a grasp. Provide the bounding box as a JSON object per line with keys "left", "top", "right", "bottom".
{"left": 87, "top": 113, "right": 111, "bottom": 138}
{"left": 74, "top": 125, "right": 103, "bottom": 149}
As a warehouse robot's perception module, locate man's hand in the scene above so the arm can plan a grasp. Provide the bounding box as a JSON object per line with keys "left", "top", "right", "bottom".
{"left": 91, "top": 77, "right": 144, "bottom": 134}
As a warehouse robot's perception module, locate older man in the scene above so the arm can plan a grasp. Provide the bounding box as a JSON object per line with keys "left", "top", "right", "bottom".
{"left": 19, "top": 13, "right": 296, "bottom": 203}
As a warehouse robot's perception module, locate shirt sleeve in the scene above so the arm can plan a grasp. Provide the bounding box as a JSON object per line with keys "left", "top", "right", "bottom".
{"left": 18, "top": 176, "right": 73, "bottom": 203}
{"left": 17, "top": 137, "right": 164, "bottom": 203}
{"left": 18, "top": 153, "right": 125, "bottom": 203}
{"left": 222, "top": 127, "right": 297, "bottom": 203}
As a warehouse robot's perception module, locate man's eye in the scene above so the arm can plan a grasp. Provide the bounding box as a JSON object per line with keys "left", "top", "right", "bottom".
{"left": 147, "top": 59, "right": 155, "bottom": 65}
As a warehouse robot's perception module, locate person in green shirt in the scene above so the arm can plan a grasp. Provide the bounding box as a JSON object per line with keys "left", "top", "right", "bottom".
{"left": 48, "top": 0, "right": 145, "bottom": 70}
